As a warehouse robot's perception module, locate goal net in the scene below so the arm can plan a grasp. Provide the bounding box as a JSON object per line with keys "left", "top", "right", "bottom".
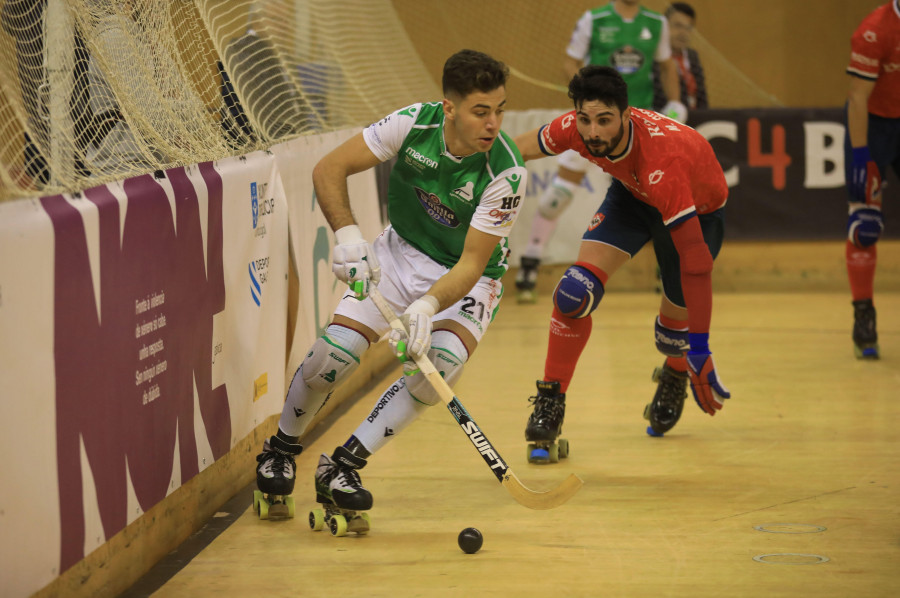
{"left": 0, "top": 0, "right": 438, "bottom": 201}
{"left": 0, "top": 0, "right": 779, "bottom": 203}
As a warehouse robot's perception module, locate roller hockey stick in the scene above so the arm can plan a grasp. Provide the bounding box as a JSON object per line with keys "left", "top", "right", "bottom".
{"left": 368, "top": 286, "right": 583, "bottom": 510}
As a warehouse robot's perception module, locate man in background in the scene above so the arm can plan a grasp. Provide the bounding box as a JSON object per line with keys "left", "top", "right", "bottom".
{"left": 653, "top": 2, "right": 708, "bottom": 112}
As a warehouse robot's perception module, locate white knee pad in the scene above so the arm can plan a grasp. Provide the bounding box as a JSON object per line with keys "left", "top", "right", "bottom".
{"left": 300, "top": 325, "right": 367, "bottom": 392}
{"left": 404, "top": 331, "right": 469, "bottom": 406}
{"left": 537, "top": 177, "right": 577, "bottom": 220}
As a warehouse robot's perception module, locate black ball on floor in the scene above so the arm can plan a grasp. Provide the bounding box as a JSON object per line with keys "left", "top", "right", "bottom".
{"left": 458, "top": 527, "right": 483, "bottom": 554}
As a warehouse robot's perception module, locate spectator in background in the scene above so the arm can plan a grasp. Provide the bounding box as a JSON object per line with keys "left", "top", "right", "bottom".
{"left": 653, "top": 2, "right": 708, "bottom": 112}
{"left": 515, "top": 0, "right": 686, "bottom": 304}
{"left": 843, "top": 0, "right": 900, "bottom": 360}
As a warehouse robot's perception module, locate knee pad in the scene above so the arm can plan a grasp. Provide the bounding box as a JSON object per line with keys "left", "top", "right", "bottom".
{"left": 847, "top": 205, "right": 883, "bottom": 248}
{"left": 300, "top": 325, "right": 366, "bottom": 392}
{"left": 654, "top": 316, "right": 688, "bottom": 357}
{"left": 537, "top": 180, "right": 576, "bottom": 220}
{"left": 404, "top": 331, "right": 468, "bottom": 406}
{"left": 553, "top": 264, "right": 604, "bottom": 319}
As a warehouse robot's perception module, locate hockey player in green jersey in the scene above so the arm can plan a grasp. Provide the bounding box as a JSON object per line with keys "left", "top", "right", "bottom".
{"left": 253, "top": 50, "right": 528, "bottom": 531}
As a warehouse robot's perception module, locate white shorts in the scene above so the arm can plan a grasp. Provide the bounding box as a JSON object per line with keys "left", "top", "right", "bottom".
{"left": 333, "top": 226, "right": 504, "bottom": 345}
{"left": 557, "top": 148, "right": 591, "bottom": 173}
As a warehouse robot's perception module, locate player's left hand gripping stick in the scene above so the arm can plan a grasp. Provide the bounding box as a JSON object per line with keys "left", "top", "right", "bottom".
{"left": 685, "top": 333, "right": 731, "bottom": 416}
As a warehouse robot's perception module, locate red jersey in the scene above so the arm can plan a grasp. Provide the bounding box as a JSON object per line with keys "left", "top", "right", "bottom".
{"left": 538, "top": 107, "right": 727, "bottom": 226}
{"left": 847, "top": 1, "right": 900, "bottom": 119}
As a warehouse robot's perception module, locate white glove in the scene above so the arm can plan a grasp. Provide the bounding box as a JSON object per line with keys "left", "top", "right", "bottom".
{"left": 332, "top": 225, "right": 380, "bottom": 298}
{"left": 389, "top": 296, "right": 440, "bottom": 361}
{"left": 661, "top": 100, "right": 688, "bottom": 123}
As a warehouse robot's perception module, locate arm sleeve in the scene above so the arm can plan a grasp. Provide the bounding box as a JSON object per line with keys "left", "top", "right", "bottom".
{"left": 565, "top": 11, "right": 593, "bottom": 61}
{"left": 670, "top": 216, "right": 713, "bottom": 334}
{"left": 469, "top": 166, "right": 529, "bottom": 238}
{"left": 361, "top": 103, "right": 419, "bottom": 161}
{"left": 654, "top": 18, "right": 673, "bottom": 62}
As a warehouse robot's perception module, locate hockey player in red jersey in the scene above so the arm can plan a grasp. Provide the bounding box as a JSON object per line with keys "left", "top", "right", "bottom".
{"left": 514, "top": 65, "right": 730, "bottom": 454}
{"left": 843, "top": 0, "right": 900, "bottom": 359}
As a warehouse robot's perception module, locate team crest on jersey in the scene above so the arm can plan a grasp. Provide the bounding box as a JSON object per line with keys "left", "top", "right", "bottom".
{"left": 414, "top": 186, "right": 460, "bottom": 227}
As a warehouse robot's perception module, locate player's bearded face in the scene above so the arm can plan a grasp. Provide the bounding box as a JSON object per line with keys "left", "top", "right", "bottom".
{"left": 444, "top": 87, "right": 507, "bottom": 157}
{"left": 576, "top": 101, "right": 627, "bottom": 158}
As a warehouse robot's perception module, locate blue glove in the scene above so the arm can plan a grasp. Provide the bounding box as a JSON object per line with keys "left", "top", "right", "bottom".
{"left": 686, "top": 334, "right": 731, "bottom": 416}
{"left": 848, "top": 147, "right": 881, "bottom": 205}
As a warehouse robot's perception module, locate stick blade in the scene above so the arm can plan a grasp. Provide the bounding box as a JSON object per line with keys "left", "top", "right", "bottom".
{"left": 501, "top": 472, "right": 584, "bottom": 510}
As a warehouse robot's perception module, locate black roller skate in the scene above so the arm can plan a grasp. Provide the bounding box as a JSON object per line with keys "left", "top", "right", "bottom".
{"left": 525, "top": 380, "right": 569, "bottom": 463}
{"left": 852, "top": 299, "right": 879, "bottom": 359}
{"left": 516, "top": 256, "right": 540, "bottom": 304}
{"left": 643, "top": 364, "right": 689, "bottom": 437}
{"left": 309, "top": 446, "right": 373, "bottom": 536}
{"left": 253, "top": 434, "right": 302, "bottom": 520}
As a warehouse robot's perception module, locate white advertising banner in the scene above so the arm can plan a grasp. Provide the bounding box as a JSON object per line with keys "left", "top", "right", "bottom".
{"left": 271, "top": 131, "right": 383, "bottom": 378}
{"left": 0, "top": 152, "right": 288, "bottom": 597}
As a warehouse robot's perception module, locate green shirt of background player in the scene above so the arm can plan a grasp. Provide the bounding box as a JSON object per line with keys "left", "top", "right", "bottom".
{"left": 516, "top": 0, "right": 685, "bottom": 303}
{"left": 252, "top": 50, "right": 528, "bottom": 526}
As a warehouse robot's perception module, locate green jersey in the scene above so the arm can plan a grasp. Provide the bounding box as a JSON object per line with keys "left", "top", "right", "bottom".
{"left": 566, "top": 3, "right": 670, "bottom": 109}
{"left": 362, "top": 102, "right": 527, "bottom": 280}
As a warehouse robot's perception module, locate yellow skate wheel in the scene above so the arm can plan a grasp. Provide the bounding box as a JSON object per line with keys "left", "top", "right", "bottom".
{"left": 651, "top": 367, "right": 664, "bottom": 383}
{"left": 548, "top": 443, "right": 560, "bottom": 463}
{"left": 309, "top": 508, "right": 325, "bottom": 531}
{"left": 257, "top": 497, "right": 269, "bottom": 520}
{"left": 329, "top": 514, "right": 348, "bottom": 537}
{"left": 252, "top": 490, "right": 263, "bottom": 512}
{"left": 285, "top": 496, "right": 296, "bottom": 518}
{"left": 558, "top": 438, "right": 569, "bottom": 459}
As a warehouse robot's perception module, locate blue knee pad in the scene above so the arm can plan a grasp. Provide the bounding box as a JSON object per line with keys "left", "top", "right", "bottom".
{"left": 553, "top": 264, "right": 604, "bottom": 319}
{"left": 654, "top": 316, "right": 688, "bottom": 357}
{"left": 847, "top": 205, "right": 883, "bottom": 248}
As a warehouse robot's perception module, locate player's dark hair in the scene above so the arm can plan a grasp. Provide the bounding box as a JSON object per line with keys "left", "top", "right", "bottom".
{"left": 666, "top": 2, "right": 696, "bottom": 21}
{"left": 442, "top": 49, "right": 509, "bottom": 98}
{"left": 568, "top": 65, "right": 629, "bottom": 113}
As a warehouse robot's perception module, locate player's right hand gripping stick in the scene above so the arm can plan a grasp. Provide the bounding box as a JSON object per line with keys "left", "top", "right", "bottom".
{"left": 685, "top": 333, "right": 731, "bottom": 415}
{"left": 388, "top": 295, "right": 440, "bottom": 362}
{"left": 332, "top": 224, "right": 381, "bottom": 299}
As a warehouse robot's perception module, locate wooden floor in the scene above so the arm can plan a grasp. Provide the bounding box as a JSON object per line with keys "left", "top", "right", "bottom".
{"left": 139, "top": 290, "right": 899, "bottom": 598}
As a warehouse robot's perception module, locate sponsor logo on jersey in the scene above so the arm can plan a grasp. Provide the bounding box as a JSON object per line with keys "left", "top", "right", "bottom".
{"left": 851, "top": 51, "right": 879, "bottom": 68}
{"left": 648, "top": 170, "right": 665, "bottom": 185}
{"left": 884, "top": 62, "right": 900, "bottom": 72}
{"left": 405, "top": 146, "right": 438, "bottom": 169}
{"left": 864, "top": 30, "right": 877, "bottom": 43}
{"left": 489, "top": 208, "right": 515, "bottom": 227}
{"left": 562, "top": 114, "right": 575, "bottom": 129}
{"left": 398, "top": 105, "right": 419, "bottom": 118}
{"left": 588, "top": 211, "right": 605, "bottom": 231}
{"left": 611, "top": 46, "right": 645, "bottom": 75}
{"left": 640, "top": 27, "right": 652, "bottom": 41}
{"left": 414, "top": 186, "right": 460, "bottom": 227}
{"left": 451, "top": 181, "right": 475, "bottom": 202}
